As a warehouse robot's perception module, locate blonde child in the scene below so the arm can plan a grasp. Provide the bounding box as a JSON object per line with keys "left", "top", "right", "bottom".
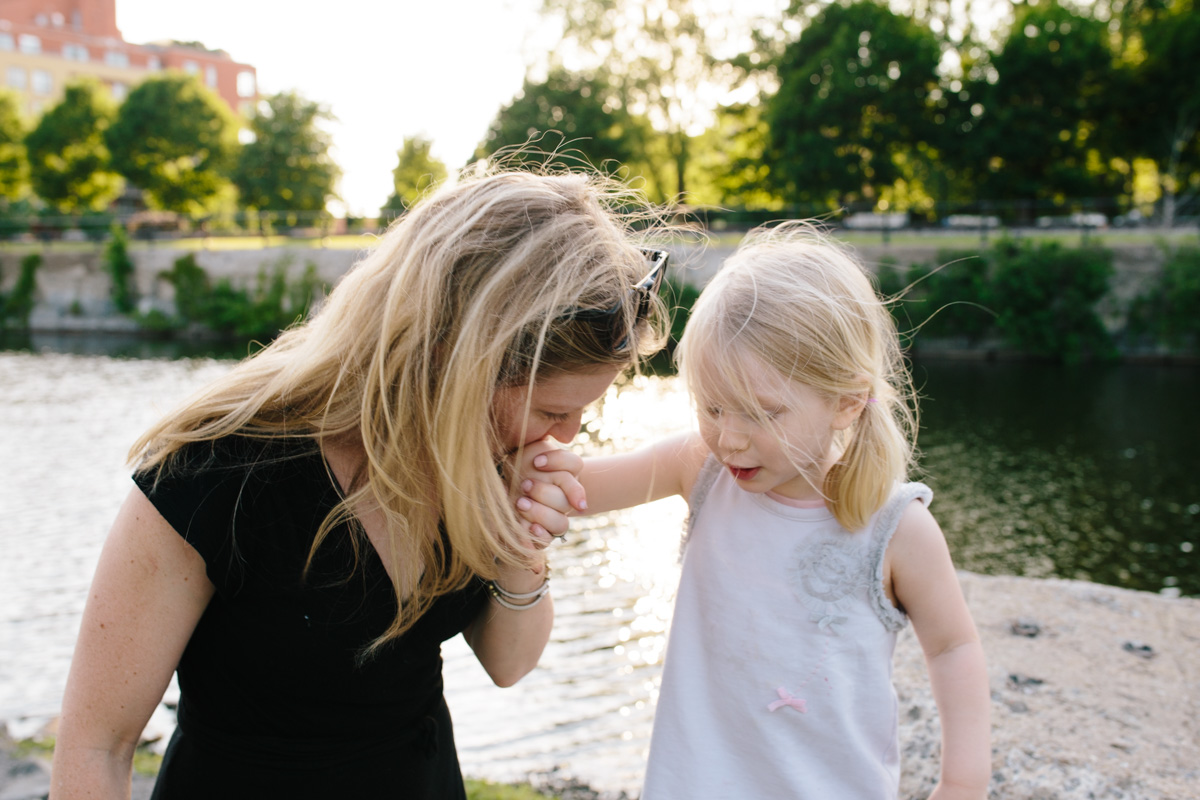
{"left": 522, "top": 225, "right": 991, "bottom": 799}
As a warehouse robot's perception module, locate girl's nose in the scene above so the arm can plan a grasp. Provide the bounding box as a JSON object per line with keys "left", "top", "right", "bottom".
{"left": 717, "top": 421, "right": 749, "bottom": 452}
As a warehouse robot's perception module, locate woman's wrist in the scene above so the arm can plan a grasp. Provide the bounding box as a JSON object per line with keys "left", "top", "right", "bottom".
{"left": 486, "top": 574, "right": 551, "bottom": 611}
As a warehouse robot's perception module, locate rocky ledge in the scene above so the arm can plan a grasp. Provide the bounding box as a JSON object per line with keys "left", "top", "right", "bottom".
{"left": 3, "top": 572, "right": 1197, "bottom": 800}
{"left": 897, "top": 572, "right": 1198, "bottom": 800}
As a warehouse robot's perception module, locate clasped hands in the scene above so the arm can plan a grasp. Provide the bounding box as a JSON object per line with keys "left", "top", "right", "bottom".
{"left": 505, "top": 437, "right": 586, "bottom": 552}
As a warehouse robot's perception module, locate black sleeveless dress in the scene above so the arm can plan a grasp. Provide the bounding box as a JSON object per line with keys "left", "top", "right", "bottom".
{"left": 133, "top": 436, "right": 487, "bottom": 798}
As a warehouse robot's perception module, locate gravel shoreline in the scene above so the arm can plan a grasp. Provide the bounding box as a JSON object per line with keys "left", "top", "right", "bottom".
{"left": 4, "top": 572, "right": 1197, "bottom": 800}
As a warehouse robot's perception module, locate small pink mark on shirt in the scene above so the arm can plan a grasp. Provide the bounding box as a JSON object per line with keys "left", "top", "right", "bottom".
{"left": 768, "top": 686, "right": 807, "bottom": 714}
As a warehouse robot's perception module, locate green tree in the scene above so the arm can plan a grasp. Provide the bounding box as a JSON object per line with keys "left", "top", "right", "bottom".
{"left": 105, "top": 73, "right": 238, "bottom": 213}
{"left": 25, "top": 79, "right": 123, "bottom": 213}
{"left": 232, "top": 91, "right": 340, "bottom": 223}
{"left": 380, "top": 136, "right": 448, "bottom": 217}
{"left": 540, "top": 0, "right": 737, "bottom": 201}
{"left": 0, "top": 90, "right": 27, "bottom": 203}
{"left": 765, "top": 0, "right": 944, "bottom": 211}
{"left": 686, "top": 102, "right": 782, "bottom": 210}
{"left": 475, "top": 69, "right": 651, "bottom": 180}
{"left": 967, "top": 2, "right": 1119, "bottom": 217}
{"left": 1115, "top": 0, "right": 1199, "bottom": 225}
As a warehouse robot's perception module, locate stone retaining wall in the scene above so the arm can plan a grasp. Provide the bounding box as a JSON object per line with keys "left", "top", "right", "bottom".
{"left": 0, "top": 240, "right": 1173, "bottom": 334}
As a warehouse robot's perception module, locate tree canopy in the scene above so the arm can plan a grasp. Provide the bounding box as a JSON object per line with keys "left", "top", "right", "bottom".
{"left": 380, "top": 136, "right": 448, "bottom": 216}
{"left": 766, "top": 0, "right": 944, "bottom": 210}
{"left": 476, "top": 68, "right": 651, "bottom": 181}
{"left": 540, "top": 0, "right": 736, "bottom": 200}
{"left": 232, "top": 91, "right": 340, "bottom": 219}
{"left": 25, "top": 79, "right": 123, "bottom": 213}
{"left": 104, "top": 73, "right": 238, "bottom": 213}
{"left": 967, "top": 2, "right": 1119, "bottom": 210}
{"left": 0, "top": 90, "right": 26, "bottom": 202}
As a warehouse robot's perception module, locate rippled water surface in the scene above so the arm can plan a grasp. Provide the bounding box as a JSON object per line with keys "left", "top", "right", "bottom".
{"left": 1, "top": 345, "right": 1195, "bottom": 795}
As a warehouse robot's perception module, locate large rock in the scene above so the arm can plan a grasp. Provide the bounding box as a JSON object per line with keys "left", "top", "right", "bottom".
{"left": 895, "top": 573, "right": 1199, "bottom": 799}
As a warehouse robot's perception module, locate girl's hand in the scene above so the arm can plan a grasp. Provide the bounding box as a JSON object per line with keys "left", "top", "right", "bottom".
{"left": 507, "top": 438, "right": 586, "bottom": 551}
{"left": 928, "top": 781, "right": 988, "bottom": 800}
{"left": 513, "top": 437, "right": 587, "bottom": 515}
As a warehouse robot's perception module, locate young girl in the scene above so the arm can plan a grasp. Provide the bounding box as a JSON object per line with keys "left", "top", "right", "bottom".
{"left": 523, "top": 225, "right": 992, "bottom": 799}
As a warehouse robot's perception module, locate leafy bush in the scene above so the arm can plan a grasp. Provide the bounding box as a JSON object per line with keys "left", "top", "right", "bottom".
{"left": 1, "top": 252, "right": 41, "bottom": 327}
{"left": 907, "top": 251, "right": 994, "bottom": 343}
{"left": 153, "top": 254, "right": 323, "bottom": 341}
{"left": 990, "top": 240, "right": 1115, "bottom": 362}
{"left": 105, "top": 223, "right": 136, "bottom": 314}
{"left": 1126, "top": 245, "right": 1200, "bottom": 350}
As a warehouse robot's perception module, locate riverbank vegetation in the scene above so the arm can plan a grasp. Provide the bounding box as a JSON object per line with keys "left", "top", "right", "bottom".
{"left": 137, "top": 253, "right": 324, "bottom": 342}
{"left": 4, "top": 236, "right": 1197, "bottom": 363}
{"left": 0, "top": 252, "right": 39, "bottom": 328}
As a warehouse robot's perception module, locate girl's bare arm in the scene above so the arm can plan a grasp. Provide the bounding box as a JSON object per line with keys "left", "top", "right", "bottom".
{"left": 526, "top": 431, "right": 709, "bottom": 515}
{"left": 888, "top": 501, "right": 992, "bottom": 800}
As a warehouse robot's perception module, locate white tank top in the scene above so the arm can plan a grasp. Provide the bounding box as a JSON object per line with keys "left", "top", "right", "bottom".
{"left": 641, "top": 457, "right": 932, "bottom": 799}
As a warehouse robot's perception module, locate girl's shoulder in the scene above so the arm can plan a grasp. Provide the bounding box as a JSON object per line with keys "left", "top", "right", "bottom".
{"left": 674, "top": 432, "right": 715, "bottom": 501}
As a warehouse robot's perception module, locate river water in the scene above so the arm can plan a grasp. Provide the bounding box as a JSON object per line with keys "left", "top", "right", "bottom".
{"left": 1, "top": 342, "right": 1196, "bottom": 795}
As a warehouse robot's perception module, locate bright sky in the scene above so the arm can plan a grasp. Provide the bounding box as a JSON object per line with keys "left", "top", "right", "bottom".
{"left": 116, "top": 0, "right": 558, "bottom": 217}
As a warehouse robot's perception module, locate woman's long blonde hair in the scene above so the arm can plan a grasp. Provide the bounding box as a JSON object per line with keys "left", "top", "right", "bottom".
{"left": 678, "top": 223, "right": 916, "bottom": 531}
{"left": 132, "top": 169, "right": 667, "bottom": 650}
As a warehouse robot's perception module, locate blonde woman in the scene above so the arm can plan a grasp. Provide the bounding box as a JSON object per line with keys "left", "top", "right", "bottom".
{"left": 50, "top": 171, "right": 668, "bottom": 799}
{"left": 525, "top": 225, "right": 991, "bottom": 799}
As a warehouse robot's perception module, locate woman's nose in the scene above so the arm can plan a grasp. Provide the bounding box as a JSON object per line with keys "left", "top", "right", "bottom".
{"left": 548, "top": 413, "right": 583, "bottom": 444}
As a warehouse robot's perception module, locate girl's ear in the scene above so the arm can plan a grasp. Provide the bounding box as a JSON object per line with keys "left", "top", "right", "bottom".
{"left": 831, "top": 391, "right": 869, "bottom": 431}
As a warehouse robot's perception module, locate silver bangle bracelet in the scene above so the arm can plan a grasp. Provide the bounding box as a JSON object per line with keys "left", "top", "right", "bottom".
{"left": 489, "top": 577, "right": 549, "bottom": 600}
{"left": 486, "top": 579, "right": 550, "bottom": 611}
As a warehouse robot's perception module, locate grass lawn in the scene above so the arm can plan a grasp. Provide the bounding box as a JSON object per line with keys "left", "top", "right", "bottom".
{"left": 2, "top": 227, "right": 1195, "bottom": 256}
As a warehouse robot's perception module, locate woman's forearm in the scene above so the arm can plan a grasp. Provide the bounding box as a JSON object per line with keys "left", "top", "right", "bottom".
{"left": 463, "top": 572, "right": 554, "bottom": 687}
{"left": 50, "top": 737, "right": 136, "bottom": 800}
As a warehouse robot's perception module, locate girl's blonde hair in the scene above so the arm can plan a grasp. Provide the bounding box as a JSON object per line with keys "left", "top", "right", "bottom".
{"left": 132, "top": 168, "right": 667, "bottom": 651}
{"left": 678, "top": 222, "right": 916, "bottom": 531}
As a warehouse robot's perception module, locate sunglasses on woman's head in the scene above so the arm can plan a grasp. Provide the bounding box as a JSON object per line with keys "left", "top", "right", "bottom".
{"left": 569, "top": 248, "right": 669, "bottom": 353}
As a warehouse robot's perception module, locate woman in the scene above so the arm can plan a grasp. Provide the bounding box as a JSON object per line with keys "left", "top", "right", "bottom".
{"left": 49, "top": 170, "right": 669, "bottom": 799}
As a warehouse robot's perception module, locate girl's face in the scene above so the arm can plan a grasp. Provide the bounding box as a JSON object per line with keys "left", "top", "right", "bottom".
{"left": 695, "top": 355, "right": 859, "bottom": 502}
{"left": 491, "top": 365, "right": 623, "bottom": 457}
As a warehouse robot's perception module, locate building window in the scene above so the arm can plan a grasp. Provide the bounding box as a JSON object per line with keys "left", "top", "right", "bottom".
{"left": 63, "top": 43, "right": 88, "bottom": 61}
{"left": 206, "top": 65, "right": 218, "bottom": 88}
{"left": 237, "top": 71, "right": 256, "bottom": 98}
{"left": 183, "top": 60, "right": 199, "bottom": 75}
{"left": 6, "top": 67, "right": 26, "bottom": 90}
{"left": 0, "top": 33, "right": 12, "bottom": 52}
{"left": 18, "top": 34, "right": 41, "bottom": 55}
{"left": 147, "top": 55, "right": 161, "bottom": 70}
{"left": 31, "top": 70, "right": 52, "bottom": 95}
{"left": 111, "top": 82, "right": 127, "bottom": 101}
{"left": 105, "top": 50, "right": 129, "bottom": 68}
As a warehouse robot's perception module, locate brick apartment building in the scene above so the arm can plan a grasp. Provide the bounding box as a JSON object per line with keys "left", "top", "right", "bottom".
{"left": 0, "top": 0, "right": 257, "bottom": 118}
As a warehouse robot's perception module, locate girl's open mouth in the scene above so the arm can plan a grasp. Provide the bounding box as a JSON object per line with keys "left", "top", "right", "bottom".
{"left": 729, "top": 466, "right": 760, "bottom": 481}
